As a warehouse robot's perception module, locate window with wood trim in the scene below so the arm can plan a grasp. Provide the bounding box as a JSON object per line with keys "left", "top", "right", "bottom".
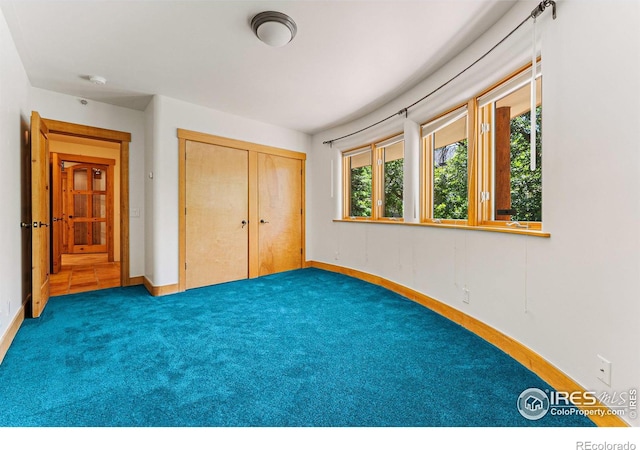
{"left": 343, "top": 146, "right": 372, "bottom": 218}
{"left": 376, "top": 136, "right": 404, "bottom": 219}
{"left": 422, "top": 106, "right": 469, "bottom": 223}
{"left": 478, "top": 64, "right": 542, "bottom": 228}
{"left": 342, "top": 134, "right": 404, "bottom": 220}
{"left": 339, "top": 63, "right": 545, "bottom": 236}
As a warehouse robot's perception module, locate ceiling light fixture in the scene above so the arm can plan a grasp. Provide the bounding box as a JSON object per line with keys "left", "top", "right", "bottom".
{"left": 89, "top": 75, "right": 107, "bottom": 85}
{"left": 251, "top": 11, "right": 297, "bottom": 47}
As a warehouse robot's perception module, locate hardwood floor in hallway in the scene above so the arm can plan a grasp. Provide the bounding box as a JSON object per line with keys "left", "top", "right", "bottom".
{"left": 50, "top": 254, "right": 121, "bottom": 296}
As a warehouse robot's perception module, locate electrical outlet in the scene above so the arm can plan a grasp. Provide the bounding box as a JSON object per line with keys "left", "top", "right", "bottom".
{"left": 463, "top": 287, "right": 470, "bottom": 304}
{"left": 597, "top": 354, "right": 611, "bottom": 386}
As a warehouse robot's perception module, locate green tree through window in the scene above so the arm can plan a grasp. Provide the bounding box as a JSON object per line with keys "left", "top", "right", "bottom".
{"left": 509, "top": 106, "right": 542, "bottom": 222}
{"left": 384, "top": 159, "right": 403, "bottom": 217}
{"left": 350, "top": 165, "right": 372, "bottom": 217}
{"left": 433, "top": 140, "right": 468, "bottom": 220}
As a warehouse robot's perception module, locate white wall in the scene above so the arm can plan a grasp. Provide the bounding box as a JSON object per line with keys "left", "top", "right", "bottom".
{"left": 308, "top": 0, "right": 640, "bottom": 425}
{"left": 0, "top": 6, "right": 31, "bottom": 341}
{"left": 30, "top": 88, "right": 146, "bottom": 278}
{"left": 146, "top": 95, "right": 311, "bottom": 287}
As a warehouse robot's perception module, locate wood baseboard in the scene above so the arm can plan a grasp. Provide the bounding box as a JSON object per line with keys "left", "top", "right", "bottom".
{"left": 0, "top": 305, "right": 25, "bottom": 366}
{"left": 143, "top": 277, "right": 179, "bottom": 297}
{"left": 307, "top": 261, "right": 628, "bottom": 427}
{"left": 128, "top": 275, "right": 144, "bottom": 286}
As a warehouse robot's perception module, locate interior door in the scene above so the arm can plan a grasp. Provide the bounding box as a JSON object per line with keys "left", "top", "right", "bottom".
{"left": 185, "top": 141, "right": 249, "bottom": 289}
{"left": 51, "top": 152, "right": 63, "bottom": 274}
{"left": 30, "top": 111, "right": 50, "bottom": 318}
{"left": 66, "top": 162, "right": 110, "bottom": 254}
{"left": 257, "top": 153, "right": 302, "bottom": 276}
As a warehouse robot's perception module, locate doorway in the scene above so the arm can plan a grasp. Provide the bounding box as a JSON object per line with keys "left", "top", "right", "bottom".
{"left": 27, "top": 113, "right": 132, "bottom": 316}
{"left": 50, "top": 140, "right": 119, "bottom": 295}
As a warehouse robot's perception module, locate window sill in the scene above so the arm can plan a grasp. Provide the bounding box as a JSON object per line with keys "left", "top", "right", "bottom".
{"left": 333, "top": 219, "right": 550, "bottom": 238}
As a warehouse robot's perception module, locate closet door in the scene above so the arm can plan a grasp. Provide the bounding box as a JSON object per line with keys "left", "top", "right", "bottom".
{"left": 257, "top": 153, "right": 303, "bottom": 276}
{"left": 185, "top": 141, "right": 249, "bottom": 289}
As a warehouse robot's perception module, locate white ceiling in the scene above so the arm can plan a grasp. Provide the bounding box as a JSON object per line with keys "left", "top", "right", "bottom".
{"left": 1, "top": 0, "right": 518, "bottom": 135}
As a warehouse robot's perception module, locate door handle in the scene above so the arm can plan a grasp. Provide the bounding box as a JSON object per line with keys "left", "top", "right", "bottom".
{"left": 20, "top": 222, "right": 31, "bottom": 229}
{"left": 260, "top": 219, "right": 269, "bottom": 224}
{"left": 33, "top": 221, "right": 49, "bottom": 228}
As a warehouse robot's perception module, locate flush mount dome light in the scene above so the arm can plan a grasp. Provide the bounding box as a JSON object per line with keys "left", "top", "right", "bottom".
{"left": 89, "top": 75, "right": 107, "bottom": 85}
{"left": 251, "top": 11, "right": 297, "bottom": 47}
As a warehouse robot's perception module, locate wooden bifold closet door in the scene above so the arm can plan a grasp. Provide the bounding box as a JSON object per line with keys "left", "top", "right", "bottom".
{"left": 182, "top": 134, "right": 304, "bottom": 290}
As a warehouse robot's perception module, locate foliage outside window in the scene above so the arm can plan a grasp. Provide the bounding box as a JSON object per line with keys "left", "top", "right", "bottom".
{"left": 345, "top": 148, "right": 372, "bottom": 218}
{"left": 422, "top": 108, "right": 469, "bottom": 223}
{"left": 341, "top": 63, "right": 544, "bottom": 235}
{"left": 479, "top": 72, "right": 542, "bottom": 227}
{"left": 343, "top": 135, "right": 404, "bottom": 221}
{"left": 379, "top": 140, "right": 404, "bottom": 218}
{"left": 499, "top": 104, "right": 542, "bottom": 222}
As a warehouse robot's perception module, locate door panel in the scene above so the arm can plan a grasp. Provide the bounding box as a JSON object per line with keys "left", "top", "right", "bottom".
{"left": 66, "top": 162, "right": 110, "bottom": 254}
{"left": 185, "top": 142, "right": 249, "bottom": 289}
{"left": 257, "top": 154, "right": 302, "bottom": 276}
{"left": 30, "top": 111, "right": 50, "bottom": 318}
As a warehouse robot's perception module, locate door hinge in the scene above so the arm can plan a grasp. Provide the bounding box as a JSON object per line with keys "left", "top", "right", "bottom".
{"left": 185, "top": 262, "right": 187, "bottom": 270}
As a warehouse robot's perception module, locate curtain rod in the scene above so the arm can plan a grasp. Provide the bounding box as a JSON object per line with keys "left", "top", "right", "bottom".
{"left": 323, "top": 0, "right": 556, "bottom": 147}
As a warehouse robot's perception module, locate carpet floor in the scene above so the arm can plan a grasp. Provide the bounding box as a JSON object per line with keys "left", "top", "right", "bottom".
{"left": 0, "top": 268, "right": 594, "bottom": 427}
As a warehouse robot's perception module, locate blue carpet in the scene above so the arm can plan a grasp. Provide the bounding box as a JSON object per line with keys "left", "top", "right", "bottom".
{"left": 0, "top": 268, "right": 594, "bottom": 427}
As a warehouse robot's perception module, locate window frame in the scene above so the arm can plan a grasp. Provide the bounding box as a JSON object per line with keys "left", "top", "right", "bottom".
{"left": 337, "top": 62, "right": 548, "bottom": 238}
{"left": 476, "top": 62, "right": 542, "bottom": 231}
{"left": 342, "top": 133, "right": 405, "bottom": 222}
{"left": 375, "top": 135, "right": 405, "bottom": 221}
{"left": 420, "top": 103, "right": 473, "bottom": 226}
{"left": 342, "top": 145, "right": 374, "bottom": 220}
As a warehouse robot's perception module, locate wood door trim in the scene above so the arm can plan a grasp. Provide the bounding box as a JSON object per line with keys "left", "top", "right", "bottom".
{"left": 43, "top": 119, "right": 131, "bottom": 143}
{"left": 58, "top": 156, "right": 115, "bottom": 259}
{"left": 51, "top": 153, "right": 62, "bottom": 274}
{"left": 42, "top": 117, "right": 132, "bottom": 286}
{"left": 63, "top": 158, "right": 114, "bottom": 259}
{"left": 248, "top": 151, "right": 259, "bottom": 278}
{"left": 177, "top": 129, "right": 306, "bottom": 161}
{"left": 53, "top": 153, "right": 116, "bottom": 167}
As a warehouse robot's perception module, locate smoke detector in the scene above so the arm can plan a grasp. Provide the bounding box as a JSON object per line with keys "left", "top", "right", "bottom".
{"left": 89, "top": 75, "right": 107, "bottom": 85}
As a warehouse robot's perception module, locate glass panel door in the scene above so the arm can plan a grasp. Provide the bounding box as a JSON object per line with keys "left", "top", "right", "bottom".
{"left": 66, "top": 163, "right": 109, "bottom": 253}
